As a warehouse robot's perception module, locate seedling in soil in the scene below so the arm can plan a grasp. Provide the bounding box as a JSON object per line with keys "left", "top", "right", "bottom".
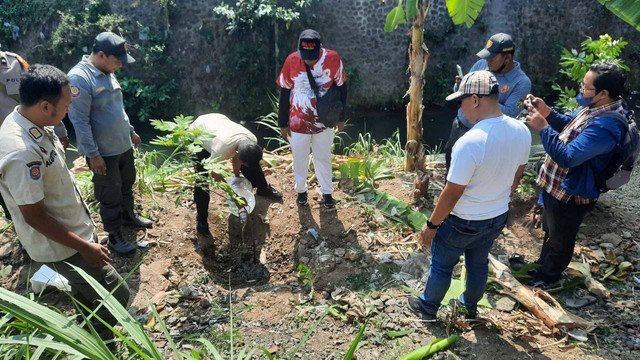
{"left": 297, "top": 263, "right": 317, "bottom": 300}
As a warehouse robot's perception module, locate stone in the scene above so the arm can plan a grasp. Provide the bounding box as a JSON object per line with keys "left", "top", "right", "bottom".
{"left": 334, "top": 248, "right": 346, "bottom": 257}
{"left": 0, "top": 242, "right": 13, "bottom": 259}
{"left": 600, "top": 242, "right": 615, "bottom": 250}
{"left": 616, "top": 256, "right": 626, "bottom": 263}
{"left": 300, "top": 256, "right": 310, "bottom": 264}
{"left": 601, "top": 233, "right": 623, "bottom": 247}
{"left": 400, "top": 253, "right": 429, "bottom": 280}
{"left": 622, "top": 231, "right": 632, "bottom": 239}
{"left": 565, "top": 295, "right": 597, "bottom": 309}
{"left": 495, "top": 296, "right": 517, "bottom": 312}
{"left": 166, "top": 316, "right": 178, "bottom": 325}
{"left": 319, "top": 254, "right": 333, "bottom": 263}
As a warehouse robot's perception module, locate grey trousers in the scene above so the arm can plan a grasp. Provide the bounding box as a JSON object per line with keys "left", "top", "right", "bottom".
{"left": 44, "top": 251, "right": 130, "bottom": 330}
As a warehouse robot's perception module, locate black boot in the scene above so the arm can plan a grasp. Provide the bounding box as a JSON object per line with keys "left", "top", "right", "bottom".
{"left": 108, "top": 231, "right": 136, "bottom": 256}
{"left": 256, "top": 184, "right": 282, "bottom": 199}
{"left": 122, "top": 211, "right": 153, "bottom": 229}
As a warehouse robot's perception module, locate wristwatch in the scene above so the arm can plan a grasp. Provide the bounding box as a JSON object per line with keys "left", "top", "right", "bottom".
{"left": 426, "top": 220, "right": 441, "bottom": 230}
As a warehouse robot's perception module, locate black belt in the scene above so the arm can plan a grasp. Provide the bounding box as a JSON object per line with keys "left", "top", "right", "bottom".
{"left": 448, "top": 213, "right": 506, "bottom": 225}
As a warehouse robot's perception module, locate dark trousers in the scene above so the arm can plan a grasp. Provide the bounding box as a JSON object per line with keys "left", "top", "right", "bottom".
{"left": 444, "top": 117, "right": 471, "bottom": 174}
{"left": 194, "top": 150, "right": 268, "bottom": 225}
{"left": 536, "top": 190, "right": 595, "bottom": 282}
{"left": 0, "top": 193, "right": 10, "bottom": 221}
{"left": 89, "top": 148, "right": 136, "bottom": 233}
{"left": 44, "top": 251, "right": 130, "bottom": 331}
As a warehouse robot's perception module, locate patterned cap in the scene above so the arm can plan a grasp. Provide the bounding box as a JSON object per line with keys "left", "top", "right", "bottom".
{"left": 445, "top": 70, "right": 499, "bottom": 101}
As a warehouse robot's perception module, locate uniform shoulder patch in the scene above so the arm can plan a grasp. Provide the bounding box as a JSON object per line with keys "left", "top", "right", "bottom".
{"left": 71, "top": 86, "right": 80, "bottom": 98}
{"left": 15, "top": 54, "right": 29, "bottom": 71}
{"left": 501, "top": 84, "right": 510, "bottom": 93}
{"left": 29, "top": 127, "right": 43, "bottom": 140}
{"left": 29, "top": 165, "right": 41, "bottom": 180}
{"left": 26, "top": 161, "right": 42, "bottom": 168}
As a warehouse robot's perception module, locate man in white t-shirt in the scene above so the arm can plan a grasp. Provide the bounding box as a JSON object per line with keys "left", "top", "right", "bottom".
{"left": 188, "top": 113, "right": 282, "bottom": 236}
{"left": 407, "top": 71, "right": 531, "bottom": 321}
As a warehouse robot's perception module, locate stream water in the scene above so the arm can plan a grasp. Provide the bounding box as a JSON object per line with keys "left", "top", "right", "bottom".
{"left": 63, "top": 105, "right": 544, "bottom": 167}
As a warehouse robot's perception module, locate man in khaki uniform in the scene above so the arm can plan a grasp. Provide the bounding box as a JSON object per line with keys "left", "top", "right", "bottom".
{"left": 0, "top": 48, "right": 68, "bottom": 220}
{"left": 0, "top": 64, "right": 129, "bottom": 333}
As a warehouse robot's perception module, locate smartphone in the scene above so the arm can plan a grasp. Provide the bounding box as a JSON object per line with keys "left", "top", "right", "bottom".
{"left": 456, "top": 64, "right": 464, "bottom": 78}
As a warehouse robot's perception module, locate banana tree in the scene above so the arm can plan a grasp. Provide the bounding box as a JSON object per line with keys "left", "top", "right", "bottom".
{"left": 384, "top": 0, "right": 485, "bottom": 171}
{"left": 598, "top": 0, "right": 640, "bottom": 31}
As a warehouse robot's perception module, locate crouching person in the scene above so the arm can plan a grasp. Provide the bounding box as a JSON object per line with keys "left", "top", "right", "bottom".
{"left": 189, "top": 113, "right": 282, "bottom": 237}
{"left": 407, "top": 71, "right": 531, "bottom": 321}
{"left": 0, "top": 65, "right": 129, "bottom": 333}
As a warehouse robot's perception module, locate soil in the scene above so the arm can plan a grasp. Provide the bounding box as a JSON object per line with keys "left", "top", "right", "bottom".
{"left": 1, "top": 164, "right": 639, "bottom": 360}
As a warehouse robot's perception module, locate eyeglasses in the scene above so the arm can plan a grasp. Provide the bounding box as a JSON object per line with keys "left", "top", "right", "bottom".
{"left": 456, "top": 94, "right": 486, "bottom": 107}
{"left": 580, "top": 82, "right": 596, "bottom": 93}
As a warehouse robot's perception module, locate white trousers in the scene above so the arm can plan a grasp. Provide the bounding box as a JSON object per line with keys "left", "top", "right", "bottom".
{"left": 290, "top": 128, "right": 334, "bottom": 195}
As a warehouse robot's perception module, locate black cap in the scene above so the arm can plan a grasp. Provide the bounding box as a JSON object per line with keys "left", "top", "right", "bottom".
{"left": 476, "top": 33, "right": 515, "bottom": 60}
{"left": 93, "top": 32, "right": 135, "bottom": 64}
{"left": 298, "top": 29, "right": 321, "bottom": 61}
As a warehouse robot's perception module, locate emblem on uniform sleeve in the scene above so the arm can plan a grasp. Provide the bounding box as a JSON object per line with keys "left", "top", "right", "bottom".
{"left": 29, "top": 127, "right": 43, "bottom": 140}
{"left": 71, "top": 86, "right": 80, "bottom": 98}
{"left": 29, "top": 165, "right": 41, "bottom": 180}
{"left": 501, "top": 84, "right": 509, "bottom": 93}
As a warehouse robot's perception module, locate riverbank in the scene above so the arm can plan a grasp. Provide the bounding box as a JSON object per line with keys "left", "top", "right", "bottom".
{"left": 1, "top": 155, "right": 639, "bottom": 359}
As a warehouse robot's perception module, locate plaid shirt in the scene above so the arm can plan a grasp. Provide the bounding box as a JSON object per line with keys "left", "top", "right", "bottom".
{"left": 537, "top": 100, "right": 624, "bottom": 204}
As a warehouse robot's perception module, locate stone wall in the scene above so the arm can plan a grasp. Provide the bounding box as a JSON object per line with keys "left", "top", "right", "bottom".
{"left": 7, "top": 0, "right": 640, "bottom": 118}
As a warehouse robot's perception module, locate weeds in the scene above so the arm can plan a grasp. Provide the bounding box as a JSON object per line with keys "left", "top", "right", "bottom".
{"left": 344, "top": 130, "right": 405, "bottom": 166}
{"left": 425, "top": 141, "right": 443, "bottom": 162}
{"left": 297, "top": 263, "right": 317, "bottom": 300}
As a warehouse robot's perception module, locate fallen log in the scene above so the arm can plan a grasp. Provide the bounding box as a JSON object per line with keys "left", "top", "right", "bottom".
{"left": 488, "top": 254, "right": 590, "bottom": 331}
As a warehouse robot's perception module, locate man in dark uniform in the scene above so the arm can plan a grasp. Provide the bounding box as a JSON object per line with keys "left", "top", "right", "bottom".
{"left": 443, "top": 33, "right": 531, "bottom": 173}
{"left": 68, "top": 32, "right": 152, "bottom": 256}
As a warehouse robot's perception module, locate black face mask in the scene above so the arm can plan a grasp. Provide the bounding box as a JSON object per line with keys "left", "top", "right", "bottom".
{"left": 493, "top": 58, "right": 507, "bottom": 74}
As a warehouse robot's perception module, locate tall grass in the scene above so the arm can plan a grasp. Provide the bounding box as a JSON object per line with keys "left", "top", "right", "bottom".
{"left": 344, "top": 130, "right": 405, "bottom": 167}
{"left": 0, "top": 266, "right": 367, "bottom": 359}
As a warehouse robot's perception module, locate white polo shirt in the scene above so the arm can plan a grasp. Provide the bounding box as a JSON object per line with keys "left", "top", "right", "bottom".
{"left": 0, "top": 109, "right": 95, "bottom": 262}
{"left": 188, "top": 113, "right": 257, "bottom": 161}
{"left": 447, "top": 115, "right": 531, "bottom": 220}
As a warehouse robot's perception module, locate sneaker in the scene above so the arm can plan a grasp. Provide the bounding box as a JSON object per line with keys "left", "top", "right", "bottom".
{"left": 256, "top": 184, "right": 282, "bottom": 199}
{"left": 108, "top": 231, "right": 136, "bottom": 256}
{"left": 526, "top": 278, "right": 561, "bottom": 291}
{"left": 322, "top": 194, "right": 335, "bottom": 209}
{"left": 122, "top": 212, "right": 153, "bottom": 229}
{"left": 407, "top": 296, "right": 437, "bottom": 321}
{"left": 296, "top": 192, "right": 308, "bottom": 206}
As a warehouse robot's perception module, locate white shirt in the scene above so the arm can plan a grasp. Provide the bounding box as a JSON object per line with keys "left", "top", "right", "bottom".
{"left": 188, "top": 113, "right": 257, "bottom": 160}
{"left": 0, "top": 110, "right": 95, "bottom": 262}
{"left": 447, "top": 115, "right": 531, "bottom": 220}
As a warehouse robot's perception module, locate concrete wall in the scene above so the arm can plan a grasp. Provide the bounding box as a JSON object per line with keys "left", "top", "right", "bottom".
{"left": 8, "top": 0, "right": 640, "bottom": 117}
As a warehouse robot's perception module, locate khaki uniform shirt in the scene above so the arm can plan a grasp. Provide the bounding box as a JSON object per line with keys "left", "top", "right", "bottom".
{"left": 0, "top": 51, "right": 25, "bottom": 123}
{"left": 0, "top": 110, "right": 95, "bottom": 262}
{"left": 189, "top": 113, "right": 258, "bottom": 161}
{"left": 0, "top": 51, "right": 68, "bottom": 138}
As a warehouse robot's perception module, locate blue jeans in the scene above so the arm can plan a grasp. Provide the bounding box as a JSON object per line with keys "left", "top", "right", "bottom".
{"left": 419, "top": 212, "right": 508, "bottom": 316}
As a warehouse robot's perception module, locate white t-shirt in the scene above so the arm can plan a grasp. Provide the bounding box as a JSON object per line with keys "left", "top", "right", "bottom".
{"left": 447, "top": 115, "right": 531, "bottom": 220}
{"left": 188, "top": 113, "right": 257, "bottom": 161}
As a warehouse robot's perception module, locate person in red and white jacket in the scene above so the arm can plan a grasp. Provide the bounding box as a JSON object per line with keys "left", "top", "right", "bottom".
{"left": 276, "top": 29, "right": 347, "bottom": 209}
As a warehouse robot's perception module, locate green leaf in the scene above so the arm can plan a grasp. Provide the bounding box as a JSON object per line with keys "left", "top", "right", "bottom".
{"left": 343, "top": 319, "right": 368, "bottom": 360}
{"left": 405, "top": 0, "right": 419, "bottom": 20}
{"left": 0, "top": 287, "right": 117, "bottom": 359}
{"left": 384, "top": 1, "right": 406, "bottom": 32}
{"left": 385, "top": 330, "right": 413, "bottom": 339}
{"left": 445, "top": 0, "right": 486, "bottom": 28}
{"left": 598, "top": 0, "right": 640, "bottom": 31}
